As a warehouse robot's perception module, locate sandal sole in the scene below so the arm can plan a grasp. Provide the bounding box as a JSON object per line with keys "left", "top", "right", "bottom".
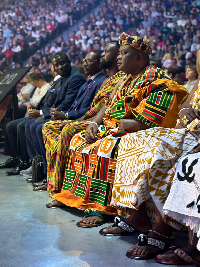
{"left": 99, "top": 227, "right": 135, "bottom": 236}
{"left": 76, "top": 221, "right": 105, "bottom": 228}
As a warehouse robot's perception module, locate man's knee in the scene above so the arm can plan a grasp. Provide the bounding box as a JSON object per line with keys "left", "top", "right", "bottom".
{"left": 17, "top": 121, "right": 26, "bottom": 134}
{"left": 36, "top": 124, "right": 44, "bottom": 138}
{"left": 30, "top": 122, "right": 38, "bottom": 137}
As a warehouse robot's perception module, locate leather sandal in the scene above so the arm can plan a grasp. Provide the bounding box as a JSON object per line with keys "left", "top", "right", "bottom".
{"left": 99, "top": 217, "right": 148, "bottom": 236}
{"left": 155, "top": 247, "right": 200, "bottom": 266}
{"left": 126, "top": 233, "right": 173, "bottom": 260}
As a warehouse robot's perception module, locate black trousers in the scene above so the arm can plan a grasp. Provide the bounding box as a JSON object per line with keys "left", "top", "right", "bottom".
{"left": 4, "top": 118, "right": 36, "bottom": 162}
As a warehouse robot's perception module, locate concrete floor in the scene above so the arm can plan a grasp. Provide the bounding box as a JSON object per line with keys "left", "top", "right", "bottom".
{"left": 0, "top": 154, "right": 189, "bottom": 267}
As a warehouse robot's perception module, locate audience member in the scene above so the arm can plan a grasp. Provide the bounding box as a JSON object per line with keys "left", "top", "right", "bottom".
{"left": 184, "top": 64, "right": 198, "bottom": 92}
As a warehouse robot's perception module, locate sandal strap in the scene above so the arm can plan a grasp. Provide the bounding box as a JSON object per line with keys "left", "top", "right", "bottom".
{"left": 174, "top": 248, "right": 194, "bottom": 264}
{"left": 138, "top": 234, "right": 167, "bottom": 250}
{"left": 84, "top": 209, "right": 104, "bottom": 220}
{"left": 112, "top": 217, "right": 136, "bottom": 233}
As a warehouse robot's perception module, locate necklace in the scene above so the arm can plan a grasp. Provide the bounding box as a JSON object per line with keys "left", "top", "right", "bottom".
{"left": 105, "top": 66, "right": 148, "bottom": 116}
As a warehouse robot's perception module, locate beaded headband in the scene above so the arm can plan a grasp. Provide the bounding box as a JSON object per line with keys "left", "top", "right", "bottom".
{"left": 119, "top": 32, "right": 152, "bottom": 55}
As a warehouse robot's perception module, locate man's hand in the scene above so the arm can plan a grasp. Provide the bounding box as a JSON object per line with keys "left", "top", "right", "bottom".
{"left": 119, "top": 119, "right": 149, "bottom": 132}
{"left": 21, "top": 93, "right": 29, "bottom": 100}
{"left": 190, "top": 144, "right": 200, "bottom": 154}
{"left": 85, "top": 123, "right": 98, "bottom": 144}
{"left": 179, "top": 108, "right": 200, "bottom": 124}
{"left": 28, "top": 109, "right": 40, "bottom": 118}
{"left": 176, "top": 108, "right": 200, "bottom": 129}
{"left": 51, "top": 108, "right": 66, "bottom": 120}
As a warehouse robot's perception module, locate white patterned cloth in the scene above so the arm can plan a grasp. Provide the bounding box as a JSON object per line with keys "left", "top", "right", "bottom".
{"left": 111, "top": 127, "right": 199, "bottom": 230}
{"left": 163, "top": 152, "right": 200, "bottom": 233}
{"left": 163, "top": 152, "right": 200, "bottom": 250}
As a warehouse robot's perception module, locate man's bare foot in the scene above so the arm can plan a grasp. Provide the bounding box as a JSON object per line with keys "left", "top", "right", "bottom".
{"left": 102, "top": 216, "right": 151, "bottom": 235}
{"left": 127, "top": 231, "right": 174, "bottom": 259}
{"left": 33, "top": 184, "right": 47, "bottom": 191}
{"left": 80, "top": 216, "right": 104, "bottom": 226}
{"left": 46, "top": 199, "right": 64, "bottom": 208}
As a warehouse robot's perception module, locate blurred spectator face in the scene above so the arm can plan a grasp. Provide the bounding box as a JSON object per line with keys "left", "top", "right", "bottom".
{"left": 185, "top": 66, "right": 197, "bottom": 80}
{"left": 45, "top": 46, "right": 50, "bottom": 53}
{"left": 186, "top": 58, "right": 193, "bottom": 65}
{"left": 70, "top": 46, "right": 75, "bottom": 52}
{"left": 16, "top": 63, "right": 22, "bottom": 68}
{"left": 196, "top": 37, "right": 200, "bottom": 44}
{"left": 43, "top": 56, "right": 47, "bottom": 63}
{"left": 52, "top": 53, "right": 71, "bottom": 78}
{"left": 6, "top": 45, "right": 11, "bottom": 51}
{"left": 58, "top": 37, "right": 63, "bottom": 43}
{"left": 53, "top": 42, "right": 58, "bottom": 48}
{"left": 169, "top": 52, "right": 174, "bottom": 60}
{"left": 196, "top": 29, "right": 200, "bottom": 36}
{"left": 35, "top": 68, "right": 41, "bottom": 74}
{"left": 177, "top": 43, "right": 182, "bottom": 50}
{"left": 174, "top": 74, "right": 184, "bottom": 85}
{"left": 13, "top": 39, "right": 17, "bottom": 46}
{"left": 171, "top": 59, "right": 177, "bottom": 67}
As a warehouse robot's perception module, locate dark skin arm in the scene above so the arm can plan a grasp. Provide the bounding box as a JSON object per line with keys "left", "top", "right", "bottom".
{"left": 119, "top": 119, "right": 149, "bottom": 132}
{"left": 175, "top": 78, "right": 200, "bottom": 152}
{"left": 85, "top": 105, "right": 107, "bottom": 143}
{"left": 175, "top": 78, "right": 200, "bottom": 129}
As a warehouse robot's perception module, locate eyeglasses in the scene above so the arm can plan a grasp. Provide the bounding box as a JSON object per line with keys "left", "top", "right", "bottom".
{"left": 83, "top": 59, "right": 98, "bottom": 65}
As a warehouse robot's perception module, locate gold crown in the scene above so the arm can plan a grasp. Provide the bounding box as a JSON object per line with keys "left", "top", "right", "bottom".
{"left": 119, "top": 32, "right": 152, "bottom": 55}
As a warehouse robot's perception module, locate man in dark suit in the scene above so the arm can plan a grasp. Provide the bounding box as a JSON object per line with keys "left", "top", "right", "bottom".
{"left": 1, "top": 52, "right": 86, "bottom": 175}
{"left": 29, "top": 51, "right": 106, "bottom": 183}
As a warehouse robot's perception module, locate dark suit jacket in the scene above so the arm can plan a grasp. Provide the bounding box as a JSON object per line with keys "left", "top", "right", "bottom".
{"left": 67, "top": 72, "right": 106, "bottom": 120}
{"left": 36, "top": 77, "right": 62, "bottom": 118}
{"left": 53, "top": 67, "right": 86, "bottom": 111}
{"left": 43, "top": 68, "right": 86, "bottom": 119}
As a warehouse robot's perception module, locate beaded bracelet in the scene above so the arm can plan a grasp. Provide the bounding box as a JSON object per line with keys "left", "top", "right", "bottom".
{"left": 90, "top": 122, "right": 98, "bottom": 128}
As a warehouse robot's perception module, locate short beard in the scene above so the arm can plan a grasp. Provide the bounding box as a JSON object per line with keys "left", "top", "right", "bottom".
{"left": 99, "top": 56, "right": 115, "bottom": 70}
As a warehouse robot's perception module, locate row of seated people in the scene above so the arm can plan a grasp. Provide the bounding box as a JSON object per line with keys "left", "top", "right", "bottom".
{"left": 1, "top": 34, "right": 200, "bottom": 265}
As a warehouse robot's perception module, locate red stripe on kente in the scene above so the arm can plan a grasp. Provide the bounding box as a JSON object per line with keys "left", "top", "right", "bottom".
{"left": 100, "top": 158, "right": 105, "bottom": 181}
{"left": 147, "top": 84, "right": 153, "bottom": 95}
{"left": 144, "top": 109, "right": 164, "bottom": 120}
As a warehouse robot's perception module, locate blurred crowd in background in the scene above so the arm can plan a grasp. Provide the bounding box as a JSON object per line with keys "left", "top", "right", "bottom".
{"left": 0, "top": 0, "right": 199, "bottom": 87}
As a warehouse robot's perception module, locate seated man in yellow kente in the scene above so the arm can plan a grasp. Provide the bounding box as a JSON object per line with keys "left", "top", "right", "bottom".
{"left": 47, "top": 33, "right": 188, "bottom": 228}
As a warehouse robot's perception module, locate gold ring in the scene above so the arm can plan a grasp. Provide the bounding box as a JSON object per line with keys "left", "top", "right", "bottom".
{"left": 181, "top": 115, "right": 189, "bottom": 125}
